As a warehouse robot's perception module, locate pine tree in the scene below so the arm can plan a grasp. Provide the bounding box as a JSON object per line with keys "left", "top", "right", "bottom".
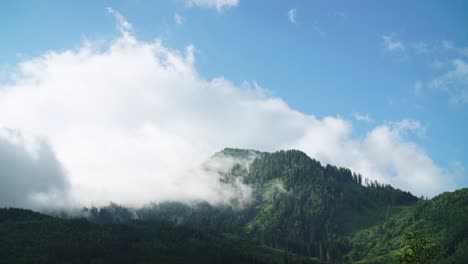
{"left": 399, "top": 228, "right": 438, "bottom": 264}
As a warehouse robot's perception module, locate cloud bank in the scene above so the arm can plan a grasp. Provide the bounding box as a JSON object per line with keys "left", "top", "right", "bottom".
{"left": 0, "top": 128, "right": 70, "bottom": 209}
{"left": 0, "top": 9, "right": 458, "bottom": 209}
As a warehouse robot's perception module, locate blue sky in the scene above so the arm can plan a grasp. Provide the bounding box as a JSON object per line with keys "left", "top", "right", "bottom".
{"left": 0, "top": 0, "right": 467, "bottom": 205}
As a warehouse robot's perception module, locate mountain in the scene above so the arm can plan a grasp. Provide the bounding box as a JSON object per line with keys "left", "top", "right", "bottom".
{"left": 191, "top": 148, "right": 419, "bottom": 261}
{"left": 1, "top": 148, "right": 467, "bottom": 263}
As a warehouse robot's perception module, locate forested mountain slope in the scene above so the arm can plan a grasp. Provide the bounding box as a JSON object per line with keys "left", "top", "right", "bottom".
{"left": 1, "top": 149, "right": 467, "bottom": 263}
{"left": 0, "top": 208, "right": 320, "bottom": 264}
{"left": 346, "top": 188, "right": 468, "bottom": 263}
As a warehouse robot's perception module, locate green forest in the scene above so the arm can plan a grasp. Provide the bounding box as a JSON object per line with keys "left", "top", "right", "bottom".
{"left": 1, "top": 149, "right": 467, "bottom": 263}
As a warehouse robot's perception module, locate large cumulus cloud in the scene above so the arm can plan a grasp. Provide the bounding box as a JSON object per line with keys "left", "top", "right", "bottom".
{"left": 0, "top": 9, "right": 458, "bottom": 208}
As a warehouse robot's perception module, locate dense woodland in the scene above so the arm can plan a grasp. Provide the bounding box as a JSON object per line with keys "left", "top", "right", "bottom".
{"left": 1, "top": 148, "right": 467, "bottom": 263}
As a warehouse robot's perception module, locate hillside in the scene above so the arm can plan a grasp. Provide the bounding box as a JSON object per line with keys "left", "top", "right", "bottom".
{"left": 77, "top": 149, "right": 424, "bottom": 262}
{"left": 346, "top": 188, "right": 468, "bottom": 263}
{"left": 1, "top": 148, "right": 467, "bottom": 263}
{"left": 0, "top": 208, "right": 320, "bottom": 264}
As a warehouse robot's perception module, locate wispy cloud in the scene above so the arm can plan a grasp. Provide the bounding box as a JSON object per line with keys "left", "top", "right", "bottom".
{"left": 353, "top": 113, "right": 372, "bottom": 122}
{"left": 384, "top": 38, "right": 466, "bottom": 59}
{"left": 389, "top": 119, "right": 426, "bottom": 138}
{"left": 411, "top": 41, "right": 430, "bottom": 54}
{"left": 393, "top": 37, "right": 468, "bottom": 104}
{"left": 442, "top": 40, "right": 454, "bottom": 50}
{"left": 382, "top": 34, "right": 405, "bottom": 52}
{"left": 311, "top": 21, "right": 325, "bottom": 36}
{"left": 430, "top": 59, "right": 444, "bottom": 70}
{"left": 429, "top": 59, "right": 468, "bottom": 105}
{"left": 174, "top": 12, "right": 185, "bottom": 25}
{"left": 288, "top": 9, "right": 297, "bottom": 24}
{"left": 187, "top": 0, "right": 239, "bottom": 11}
{"left": 330, "top": 11, "right": 347, "bottom": 20}
{"left": 106, "top": 7, "right": 132, "bottom": 33}
{"left": 461, "top": 48, "right": 468, "bottom": 58}
{"left": 441, "top": 40, "right": 468, "bottom": 58}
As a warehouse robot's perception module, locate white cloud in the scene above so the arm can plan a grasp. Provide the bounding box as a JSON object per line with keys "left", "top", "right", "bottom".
{"left": 389, "top": 119, "right": 426, "bottom": 138}
{"left": 429, "top": 59, "right": 468, "bottom": 104}
{"left": 0, "top": 9, "right": 458, "bottom": 209}
{"left": 288, "top": 9, "right": 297, "bottom": 24}
{"left": 0, "top": 128, "right": 71, "bottom": 209}
{"left": 311, "top": 21, "right": 325, "bottom": 36}
{"left": 382, "top": 34, "right": 405, "bottom": 52}
{"left": 289, "top": 119, "right": 447, "bottom": 197}
{"left": 353, "top": 113, "right": 372, "bottom": 122}
{"left": 381, "top": 36, "right": 467, "bottom": 104}
{"left": 187, "top": 0, "right": 239, "bottom": 11}
{"left": 174, "top": 13, "right": 185, "bottom": 25}
{"left": 413, "top": 41, "right": 468, "bottom": 103}
{"left": 106, "top": 7, "right": 132, "bottom": 32}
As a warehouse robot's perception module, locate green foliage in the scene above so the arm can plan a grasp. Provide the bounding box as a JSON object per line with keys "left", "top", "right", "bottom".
{"left": 0, "top": 208, "right": 320, "bottom": 264}
{"left": 242, "top": 150, "right": 418, "bottom": 261}
{"left": 399, "top": 228, "right": 438, "bottom": 264}
{"left": 1, "top": 149, "right": 467, "bottom": 264}
{"left": 346, "top": 189, "right": 468, "bottom": 264}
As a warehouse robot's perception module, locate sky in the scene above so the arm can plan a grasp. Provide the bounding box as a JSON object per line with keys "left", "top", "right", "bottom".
{"left": 0, "top": 0, "right": 467, "bottom": 209}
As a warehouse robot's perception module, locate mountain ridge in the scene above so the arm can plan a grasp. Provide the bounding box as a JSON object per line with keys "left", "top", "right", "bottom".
{"left": 1, "top": 148, "right": 466, "bottom": 263}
